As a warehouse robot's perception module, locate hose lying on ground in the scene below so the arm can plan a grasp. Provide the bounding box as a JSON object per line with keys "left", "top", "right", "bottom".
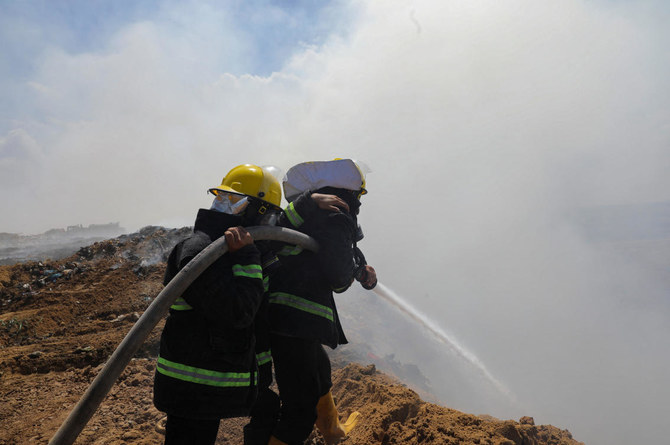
{"left": 49, "top": 226, "right": 319, "bottom": 445}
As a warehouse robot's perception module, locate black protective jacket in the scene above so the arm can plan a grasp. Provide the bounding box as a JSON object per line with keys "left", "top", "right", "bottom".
{"left": 268, "top": 191, "right": 359, "bottom": 349}
{"left": 153, "top": 209, "right": 264, "bottom": 419}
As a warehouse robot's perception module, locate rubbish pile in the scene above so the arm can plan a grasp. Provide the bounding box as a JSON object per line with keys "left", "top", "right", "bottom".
{"left": 75, "top": 226, "right": 191, "bottom": 265}
{"left": 0, "top": 260, "right": 86, "bottom": 306}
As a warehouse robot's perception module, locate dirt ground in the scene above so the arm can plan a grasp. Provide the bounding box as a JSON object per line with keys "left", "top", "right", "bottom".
{"left": 0, "top": 228, "right": 584, "bottom": 444}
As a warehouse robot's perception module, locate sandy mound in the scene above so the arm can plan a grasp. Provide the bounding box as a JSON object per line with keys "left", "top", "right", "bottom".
{"left": 0, "top": 228, "right": 583, "bottom": 444}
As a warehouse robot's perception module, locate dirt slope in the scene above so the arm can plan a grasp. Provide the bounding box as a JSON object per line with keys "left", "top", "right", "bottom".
{"left": 0, "top": 228, "right": 584, "bottom": 445}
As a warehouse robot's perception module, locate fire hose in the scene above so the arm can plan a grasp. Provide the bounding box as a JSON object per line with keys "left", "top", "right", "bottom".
{"left": 49, "top": 226, "right": 319, "bottom": 445}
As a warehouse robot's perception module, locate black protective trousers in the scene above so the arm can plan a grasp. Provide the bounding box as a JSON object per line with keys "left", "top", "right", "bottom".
{"left": 244, "top": 384, "right": 280, "bottom": 445}
{"left": 270, "top": 334, "right": 333, "bottom": 444}
{"left": 164, "top": 414, "right": 220, "bottom": 445}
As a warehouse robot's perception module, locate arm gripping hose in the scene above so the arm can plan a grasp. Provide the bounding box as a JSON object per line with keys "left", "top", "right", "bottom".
{"left": 49, "top": 226, "right": 318, "bottom": 445}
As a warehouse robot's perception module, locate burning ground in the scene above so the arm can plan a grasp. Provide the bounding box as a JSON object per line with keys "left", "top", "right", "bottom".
{"left": 0, "top": 228, "right": 583, "bottom": 444}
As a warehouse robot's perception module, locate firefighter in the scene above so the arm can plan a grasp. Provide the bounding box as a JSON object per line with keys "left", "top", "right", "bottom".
{"left": 244, "top": 190, "right": 369, "bottom": 445}
{"left": 153, "top": 164, "right": 283, "bottom": 445}
{"left": 264, "top": 159, "right": 377, "bottom": 445}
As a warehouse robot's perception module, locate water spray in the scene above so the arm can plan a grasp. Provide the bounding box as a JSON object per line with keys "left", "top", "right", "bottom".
{"left": 372, "top": 282, "right": 516, "bottom": 401}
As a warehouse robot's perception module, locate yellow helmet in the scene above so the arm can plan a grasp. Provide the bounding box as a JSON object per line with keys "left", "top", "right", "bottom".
{"left": 209, "top": 164, "right": 282, "bottom": 207}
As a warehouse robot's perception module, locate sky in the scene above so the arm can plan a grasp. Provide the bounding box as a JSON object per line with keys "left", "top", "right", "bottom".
{"left": 2, "top": 1, "right": 670, "bottom": 444}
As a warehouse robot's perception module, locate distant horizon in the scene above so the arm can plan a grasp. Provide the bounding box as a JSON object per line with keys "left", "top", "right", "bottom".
{"left": 1, "top": 221, "right": 126, "bottom": 237}
{"left": 9, "top": 198, "right": 670, "bottom": 242}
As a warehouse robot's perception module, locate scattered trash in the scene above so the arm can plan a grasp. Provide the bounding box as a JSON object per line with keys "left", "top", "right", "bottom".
{"left": 110, "top": 313, "right": 140, "bottom": 323}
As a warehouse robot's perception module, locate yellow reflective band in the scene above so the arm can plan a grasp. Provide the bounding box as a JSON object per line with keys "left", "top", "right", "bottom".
{"left": 277, "top": 245, "right": 303, "bottom": 256}
{"left": 262, "top": 255, "right": 279, "bottom": 269}
{"left": 157, "top": 356, "right": 253, "bottom": 387}
{"left": 170, "top": 296, "right": 193, "bottom": 311}
{"left": 285, "top": 202, "right": 304, "bottom": 228}
{"left": 256, "top": 350, "right": 272, "bottom": 366}
{"left": 232, "top": 264, "right": 263, "bottom": 280}
{"left": 269, "top": 292, "right": 334, "bottom": 322}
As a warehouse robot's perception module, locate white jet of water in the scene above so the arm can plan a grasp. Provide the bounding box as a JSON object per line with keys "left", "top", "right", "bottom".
{"left": 373, "top": 281, "right": 516, "bottom": 401}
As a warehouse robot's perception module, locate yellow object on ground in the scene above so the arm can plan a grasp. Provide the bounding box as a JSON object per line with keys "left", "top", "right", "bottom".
{"left": 315, "top": 391, "right": 361, "bottom": 445}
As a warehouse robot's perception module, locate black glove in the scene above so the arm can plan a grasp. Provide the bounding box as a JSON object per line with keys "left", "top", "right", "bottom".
{"left": 354, "top": 265, "right": 377, "bottom": 290}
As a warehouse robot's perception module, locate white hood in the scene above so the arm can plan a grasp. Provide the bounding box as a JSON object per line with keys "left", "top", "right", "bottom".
{"left": 282, "top": 159, "right": 365, "bottom": 202}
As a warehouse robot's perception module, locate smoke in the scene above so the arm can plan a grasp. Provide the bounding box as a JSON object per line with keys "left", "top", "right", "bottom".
{"left": 3, "top": 1, "right": 670, "bottom": 444}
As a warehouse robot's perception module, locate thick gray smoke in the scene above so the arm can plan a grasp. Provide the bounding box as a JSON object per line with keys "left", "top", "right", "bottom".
{"left": 2, "top": 1, "right": 669, "bottom": 444}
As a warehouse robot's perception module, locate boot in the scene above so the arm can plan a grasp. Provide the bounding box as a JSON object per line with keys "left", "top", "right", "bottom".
{"left": 315, "top": 391, "right": 360, "bottom": 445}
{"left": 267, "top": 435, "right": 288, "bottom": 445}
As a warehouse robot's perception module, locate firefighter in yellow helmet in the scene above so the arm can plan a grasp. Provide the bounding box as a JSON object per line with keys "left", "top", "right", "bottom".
{"left": 153, "top": 164, "right": 282, "bottom": 445}
{"left": 209, "top": 164, "right": 283, "bottom": 225}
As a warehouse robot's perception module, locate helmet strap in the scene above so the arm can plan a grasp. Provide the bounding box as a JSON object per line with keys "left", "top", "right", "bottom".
{"left": 241, "top": 198, "right": 280, "bottom": 226}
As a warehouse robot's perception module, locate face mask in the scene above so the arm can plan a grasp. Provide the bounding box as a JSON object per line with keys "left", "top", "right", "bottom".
{"left": 211, "top": 192, "right": 249, "bottom": 215}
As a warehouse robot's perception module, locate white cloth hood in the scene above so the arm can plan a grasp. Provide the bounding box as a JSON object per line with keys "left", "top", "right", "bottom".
{"left": 283, "top": 159, "right": 365, "bottom": 202}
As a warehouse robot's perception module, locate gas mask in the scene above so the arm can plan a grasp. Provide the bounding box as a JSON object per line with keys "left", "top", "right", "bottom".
{"left": 210, "top": 192, "right": 249, "bottom": 215}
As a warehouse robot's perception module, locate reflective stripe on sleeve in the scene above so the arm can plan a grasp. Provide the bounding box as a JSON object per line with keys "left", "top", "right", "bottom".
{"left": 277, "top": 245, "right": 303, "bottom": 256}
{"left": 157, "top": 356, "right": 253, "bottom": 387}
{"left": 262, "top": 255, "right": 279, "bottom": 269}
{"left": 170, "top": 296, "right": 193, "bottom": 311}
{"left": 232, "top": 264, "right": 263, "bottom": 279}
{"left": 285, "top": 202, "right": 304, "bottom": 228}
{"left": 269, "top": 292, "right": 334, "bottom": 322}
{"left": 256, "top": 350, "right": 272, "bottom": 366}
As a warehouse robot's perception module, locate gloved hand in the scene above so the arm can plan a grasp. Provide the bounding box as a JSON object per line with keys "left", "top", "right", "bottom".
{"left": 354, "top": 264, "right": 377, "bottom": 290}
